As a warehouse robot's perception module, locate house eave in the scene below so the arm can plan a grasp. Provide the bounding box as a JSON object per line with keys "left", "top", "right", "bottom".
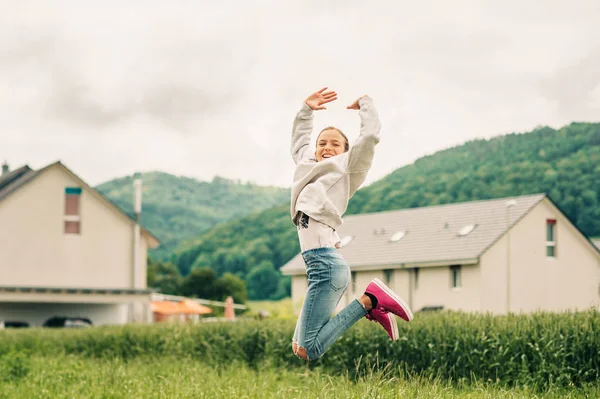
{"left": 282, "top": 257, "right": 480, "bottom": 276}
{"left": 0, "top": 285, "right": 154, "bottom": 304}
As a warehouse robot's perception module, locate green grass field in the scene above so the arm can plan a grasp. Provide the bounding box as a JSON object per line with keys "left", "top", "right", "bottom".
{"left": 1, "top": 308, "right": 599, "bottom": 397}
{"left": 1, "top": 355, "right": 597, "bottom": 398}
{"left": 247, "top": 298, "right": 296, "bottom": 319}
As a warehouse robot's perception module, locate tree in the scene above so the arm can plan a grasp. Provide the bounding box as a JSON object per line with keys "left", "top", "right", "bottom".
{"left": 246, "top": 261, "right": 280, "bottom": 300}
{"left": 147, "top": 259, "right": 183, "bottom": 295}
{"left": 181, "top": 267, "right": 219, "bottom": 299}
{"left": 218, "top": 273, "right": 248, "bottom": 303}
{"left": 272, "top": 275, "right": 291, "bottom": 300}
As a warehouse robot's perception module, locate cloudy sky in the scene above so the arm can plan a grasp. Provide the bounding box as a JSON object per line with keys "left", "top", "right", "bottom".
{"left": 1, "top": 1, "right": 599, "bottom": 188}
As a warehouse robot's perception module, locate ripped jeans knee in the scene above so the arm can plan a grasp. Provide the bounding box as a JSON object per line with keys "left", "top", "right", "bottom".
{"left": 292, "top": 341, "right": 309, "bottom": 361}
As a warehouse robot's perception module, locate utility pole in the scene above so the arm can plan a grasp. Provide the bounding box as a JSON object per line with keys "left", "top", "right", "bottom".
{"left": 132, "top": 173, "right": 142, "bottom": 289}
{"left": 131, "top": 173, "right": 142, "bottom": 323}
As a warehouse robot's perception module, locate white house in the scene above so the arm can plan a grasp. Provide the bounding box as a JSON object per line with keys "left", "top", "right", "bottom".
{"left": 0, "top": 161, "right": 160, "bottom": 326}
{"left": 281, "top": 194, "right": 600, "bottom": 315}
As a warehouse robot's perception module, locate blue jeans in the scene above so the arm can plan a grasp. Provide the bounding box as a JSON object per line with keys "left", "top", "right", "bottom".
{"left": 292, "top": 247, "right": 367, "bottom": 360}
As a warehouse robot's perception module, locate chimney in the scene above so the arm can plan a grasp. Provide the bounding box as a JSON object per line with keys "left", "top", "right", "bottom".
{"left": 1, "top": 161, "right": 9, "bottom": 176}
{"left": 132, "top": 172, "right": 142, "bottom": 290}
{"left": 133, "top": 173, "right": 142, "bottom": 222}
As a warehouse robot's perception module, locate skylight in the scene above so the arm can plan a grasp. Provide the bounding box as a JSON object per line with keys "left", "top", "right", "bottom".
{"left": 389, "top": 231, "right": 407, "bottom": 242}
{"left": 457, "top": 224, "right": 477, "bottom": 237}
{"left": 339, "top": 236, "right": 354, "bottom": 247}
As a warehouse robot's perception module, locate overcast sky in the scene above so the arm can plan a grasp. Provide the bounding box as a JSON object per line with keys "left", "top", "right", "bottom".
{"left": 1, "top": 1, "right": 599, "bottom": 188}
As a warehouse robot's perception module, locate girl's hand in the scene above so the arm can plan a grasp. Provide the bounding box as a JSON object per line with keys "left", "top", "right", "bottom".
{"left": 305, "top": 87, "right": 338, "bottom": 110}
{"left": 347, "top": 95, "right": 368, "bottom": 110}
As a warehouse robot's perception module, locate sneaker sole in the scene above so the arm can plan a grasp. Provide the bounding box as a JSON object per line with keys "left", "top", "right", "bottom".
{"left": 373, "top": 278, "right": 414, "bottom": 321}
{"left": 388, "top": 312, "right": 399, "bottom": 340}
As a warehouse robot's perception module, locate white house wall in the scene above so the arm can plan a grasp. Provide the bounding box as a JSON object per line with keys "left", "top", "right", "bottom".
{"left": 480, "top": 234, "right": 510, "bottom": 314}
{"left": 354, "top": 270, "right": 384, "bottom": 300}
{"left": 291, "top": 275, "right": 307, "bottom": 313}
{"left": 482, "top": 199, "right": 600, "bottom": 313}
{"left": 290, "top": 264, "right": 482, "bottom": 314}
{"left": 0, "top": 166, "right": 143, "bottom": 290}
{"left": 512, "top": 199, "right": 599, "bottom": 311}
{"left": 410, "top": 265, "right": 481, "bottom": 312}
{"left": 392, "top": 269, "right": 410, "bottom": 308}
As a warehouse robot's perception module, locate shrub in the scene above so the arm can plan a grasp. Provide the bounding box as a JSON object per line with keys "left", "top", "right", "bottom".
{"left": 0, "top": 351, "right": 31, "bottom": 382}
{"left": 1, "top": 310, "right": 599, "bottom": 390}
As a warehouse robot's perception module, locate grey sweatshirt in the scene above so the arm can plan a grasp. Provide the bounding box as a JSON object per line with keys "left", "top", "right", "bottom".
{"left": 290, "top": 96, "right": 381, "bottom": 230}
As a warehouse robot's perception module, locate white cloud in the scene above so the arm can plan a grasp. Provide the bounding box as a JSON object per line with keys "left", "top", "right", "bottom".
{"left": 1, "top": 0, "right": 599, "bottom": 187}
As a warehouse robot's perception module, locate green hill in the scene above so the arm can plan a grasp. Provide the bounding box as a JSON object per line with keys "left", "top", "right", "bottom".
{"left": 347, "top": 123, "right": 600, "bottom": 234}
{"left": 170, "top": 122, "right": 600, "bottom": 300}
{"left": 95, "top": 172, "right": 290, "bottom": 258}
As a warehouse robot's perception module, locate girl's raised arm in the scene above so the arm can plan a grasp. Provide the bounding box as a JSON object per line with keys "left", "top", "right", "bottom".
{"left": 291, "top": 88, "right": 337, "bottom": 164}
{"left": 345, "top": 95, "right": 381, "bottom": 173}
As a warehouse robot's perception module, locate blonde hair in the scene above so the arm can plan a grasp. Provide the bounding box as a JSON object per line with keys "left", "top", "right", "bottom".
{"left": 316, "top": 126, "right": 350, "bottom": 152}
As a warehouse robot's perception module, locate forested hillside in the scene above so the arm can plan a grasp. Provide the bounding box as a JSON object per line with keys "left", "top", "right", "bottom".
{"left": 96, "top": 172, "right": 289, "bottom": 258}
{"left": 170, "top": 122, "right": 600, "bottom": 300}
{"left": 347, "top": 123, "right": 600, "bottom": 235}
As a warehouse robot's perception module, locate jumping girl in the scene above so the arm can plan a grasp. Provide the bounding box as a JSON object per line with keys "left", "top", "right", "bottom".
{"left": 290, "top": 87, "right": 413, "bottom": 361}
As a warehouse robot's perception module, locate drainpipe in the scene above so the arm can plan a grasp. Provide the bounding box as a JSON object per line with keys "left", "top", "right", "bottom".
{"left": 132, "top": 173, "right": 142, "bottom": 290}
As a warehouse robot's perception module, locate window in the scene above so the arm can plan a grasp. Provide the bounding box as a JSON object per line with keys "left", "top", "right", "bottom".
{"left": 450, "top": 265, "right": 461, "bottom": 289}
{"left": 351, "top": 271, "right": 357, "bottom": 294}
{"left": 65, "top": 187, "right": 82, "bottom": 234}
{"left": 384, "top": 269, "right": 394, "bottom": 285}
{"left": 457, "top": 224, "right": 477, "bottom": 237}
{"left": 389, "top": 231, "right": 406, "bottom": 242}
{"left": 414, "top": 268, "right": 419, "bottom": 290}
{"left": 546, "top": 219, "right": 556, "bottom": 257}
{"left": 340, "top": 236, "right": 354, "bottom": 247}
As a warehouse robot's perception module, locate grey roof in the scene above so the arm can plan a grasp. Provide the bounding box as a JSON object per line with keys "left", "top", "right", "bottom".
{"left": 0, "top": 165, "right": 40, "bottom": 201}
{"left": 281, "top": 194, "right": 547, "bottom": 275}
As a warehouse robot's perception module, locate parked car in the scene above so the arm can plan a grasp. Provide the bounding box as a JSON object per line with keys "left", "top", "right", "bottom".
{"left": 418, "top": 305, "right": 444, "bottom": 312}
{"left": 43, "top": 316, "right": 93, "bottom": 328}
{"left": 0, "top": 320, "right": 30, "bottom": 328}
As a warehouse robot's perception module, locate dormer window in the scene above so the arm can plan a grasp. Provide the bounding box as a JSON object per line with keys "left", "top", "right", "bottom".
{"left": 389, "top": 231, "right": 407, "bottom": 242}
{"left": 457, "top": 224, "right": 477, "bottom": 237}
{"left": 339, "top": 236, "right": 353, "bottom": 247}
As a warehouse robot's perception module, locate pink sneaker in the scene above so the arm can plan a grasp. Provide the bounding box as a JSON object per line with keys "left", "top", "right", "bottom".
{"left": 365, "top": 278, "right": 413, "bottom": 322}
{"left": 366, "top": 307, "right": 399, "bottom": 340}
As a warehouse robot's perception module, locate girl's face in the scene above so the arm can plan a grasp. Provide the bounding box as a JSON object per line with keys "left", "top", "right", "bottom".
{"left": 315, "top": 129, "right": 348, "bottom": 162}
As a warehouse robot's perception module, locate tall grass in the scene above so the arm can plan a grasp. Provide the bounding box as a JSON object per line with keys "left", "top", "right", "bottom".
{"left": 1, "top": 310, "right": 598, "bottom": 391}
{"left": 3, "top": 355, "right": 597, "bottom": 398}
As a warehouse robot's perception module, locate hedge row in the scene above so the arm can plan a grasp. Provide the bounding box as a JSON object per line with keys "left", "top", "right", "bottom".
{"left": 1, "top": 310, "right": 599, "bottom": 390}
